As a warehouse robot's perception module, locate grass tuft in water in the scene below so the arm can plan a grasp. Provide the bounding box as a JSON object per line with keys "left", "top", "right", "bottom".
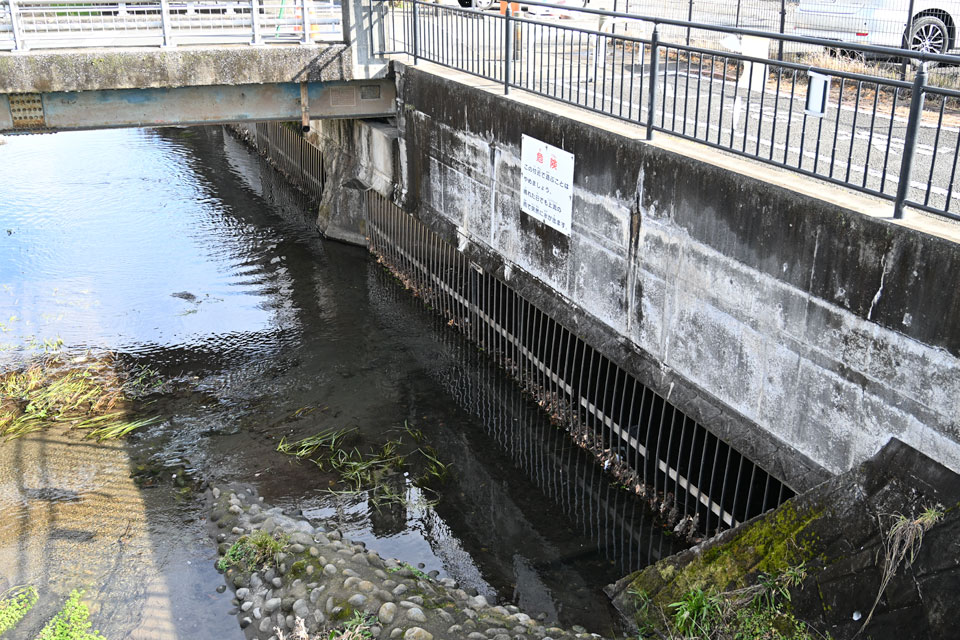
{"left": 34, "top": 589, "right": 104, "bottom": 640}
{"left": 0, "top": 584, "right": 38, "bottom": 635}
{"left": 0, "top": 352, "right": 162, "bottom": 442}
{"left": 277, "top": 422, "right": 452, "bottom": 509}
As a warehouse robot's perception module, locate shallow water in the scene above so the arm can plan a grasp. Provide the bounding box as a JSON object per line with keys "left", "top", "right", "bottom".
{"left": 0, "top": 127, "right": 678, "bottom": 638}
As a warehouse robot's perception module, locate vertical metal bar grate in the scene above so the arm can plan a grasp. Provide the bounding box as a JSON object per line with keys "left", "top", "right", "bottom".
{"left": 365, "top": 192, "right": 795, "bottom": 537}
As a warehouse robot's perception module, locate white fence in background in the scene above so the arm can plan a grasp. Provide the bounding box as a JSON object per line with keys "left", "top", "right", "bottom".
{"left": 0, "top": 0, "right": 343, "bottom": 49}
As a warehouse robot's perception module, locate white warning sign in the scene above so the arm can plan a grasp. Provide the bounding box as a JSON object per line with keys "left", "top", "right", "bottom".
{"left": 520, "top": 134, "right": 574, "bottom": 236}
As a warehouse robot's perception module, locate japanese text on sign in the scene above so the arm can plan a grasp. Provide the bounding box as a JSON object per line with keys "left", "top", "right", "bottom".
{"left": 520, "top": 134, "right": 574, "bottom": 236}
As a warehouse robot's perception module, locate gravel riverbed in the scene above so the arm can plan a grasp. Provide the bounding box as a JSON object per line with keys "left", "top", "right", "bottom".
{"left": 210, "top": 485, "right": 612, "bottom": 640}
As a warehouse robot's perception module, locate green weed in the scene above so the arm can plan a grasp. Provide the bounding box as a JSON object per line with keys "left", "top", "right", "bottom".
{"left": 386, "top": 563, "right": 430, "bottom": 582}
{"left": 217, "top": 530, "right": 289, "bottom": 572}
{"left": 670, "top": 587, "right": 723, "bottom": 636}
{"left": 34, "top": 589, "right": 103, "bottom": 640}
{"left": 1, "top": 354, "right": 161, "bottom": 441}
{"left": 0, "top": 584, "right": 38, "bottom": 635}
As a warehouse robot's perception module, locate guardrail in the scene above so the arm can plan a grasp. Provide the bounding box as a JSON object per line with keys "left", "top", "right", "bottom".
{"left": 0, "top": 0, "right": 344, "bottom": 49}
{"left": 366, "top": 0, "right": 960, "bottom": 220}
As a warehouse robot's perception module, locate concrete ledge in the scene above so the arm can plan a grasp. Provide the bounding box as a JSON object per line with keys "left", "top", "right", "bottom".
{"left": 0, "top": 44, "right": 353, "bottom": 93}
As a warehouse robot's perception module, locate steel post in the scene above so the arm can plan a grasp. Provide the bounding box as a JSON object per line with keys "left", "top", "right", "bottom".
{"left": 159, "top": 0, "right": 174, "bottom": 47}
{"left": 251, "top": 0, "right": 262, "bottom": 45}
{"left": 412, "top": 0, "right": 419, "bottom": 64}
{"left": 894, "top": 64, "right": 927, "bottom": 219}
{"left": 300, "top": 0, "right": 312, "bottom": 43}
{"left": 9, "top": 0, "right": 25, "bottom": 51}
{"left": 778, "top": 0, "right": 785, "bottom": 60}
{"left": 647, "top": 24, "right": 659, "bottom": 140}
{"left": 504, "top": 6, "right": 512, "bottom": 95}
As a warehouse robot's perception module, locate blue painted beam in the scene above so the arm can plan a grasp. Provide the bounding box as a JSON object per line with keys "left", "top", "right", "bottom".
{"left": 1, "top": 79, "right": 395, "bottom": 133}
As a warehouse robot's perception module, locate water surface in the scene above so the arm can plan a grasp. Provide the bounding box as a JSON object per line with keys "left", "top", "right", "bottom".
{"left": 0, "top": 127, "right": 677, "bottom": 638}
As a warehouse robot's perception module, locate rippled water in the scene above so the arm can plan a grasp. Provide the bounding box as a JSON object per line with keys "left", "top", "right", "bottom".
{"left": 0, "top": 127, "right": 676, "bottom": 638}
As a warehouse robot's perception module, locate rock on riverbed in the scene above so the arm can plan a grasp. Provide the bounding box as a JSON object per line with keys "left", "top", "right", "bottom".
{"left": 209, "top": 484, "right": 609, "bottom": 640}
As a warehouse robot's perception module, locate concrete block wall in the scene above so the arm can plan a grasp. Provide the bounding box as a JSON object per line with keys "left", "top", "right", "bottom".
{"left": 377, "top": 63, "right": 960, "bottom": 488}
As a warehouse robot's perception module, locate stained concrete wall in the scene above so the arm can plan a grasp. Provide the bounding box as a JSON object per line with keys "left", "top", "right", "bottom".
{"left": 317, "top": 63, "right": 960, "bottom": 490}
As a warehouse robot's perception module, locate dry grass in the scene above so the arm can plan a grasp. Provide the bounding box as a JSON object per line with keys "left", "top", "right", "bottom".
{"left": 857, "top": 505, "right": 944, "bottom": 636}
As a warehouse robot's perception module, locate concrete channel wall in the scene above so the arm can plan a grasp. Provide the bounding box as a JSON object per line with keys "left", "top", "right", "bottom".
{"left": 306, "top": 62, "right": 960, "bottom": 489}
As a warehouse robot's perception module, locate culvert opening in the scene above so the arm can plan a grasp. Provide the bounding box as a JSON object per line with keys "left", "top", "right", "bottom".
{"left": 366, "top": 192, "right": 795, "bottom": 537}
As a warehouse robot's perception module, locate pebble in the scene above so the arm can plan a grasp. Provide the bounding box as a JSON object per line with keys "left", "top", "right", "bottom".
{"left": 467, "top": 595, "right": 489, "bottom": 610}
{"left": 271, "top": 578, "right": 283, "bottom": 589}
{"left": 392, "top": 584, "right": 408, "bottom": 596}
{"left": 239, "top": 617, "right": 252, "bottom": 629}
{"left": 405, "top": 607, "right": 427, "bottom": 623}
{"left": 348, "top": 594, "right": 367, "bottom": 608}
{"left": 403, "top": 628, "right": 433, "bottom": 640}
{"left": 378, "top": 602, "right": 397, "bottom": 625}
{"left": 236, "top": 588, "right": 250, "bottom": 601}
{"left": 263, "top": 598, "right": 281, "bottom": 614}
{"left": 323, "top": 564, "right": 337, "bottom": 576}
{"left": 228, "top": 505, "right": 243, "bottom": 515}
{"left": 241, "top": 602, "right": 253, "bottom": 612}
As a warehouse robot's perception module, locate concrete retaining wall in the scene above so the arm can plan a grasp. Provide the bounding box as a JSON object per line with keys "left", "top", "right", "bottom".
{"left": 317, "top": 63, "right": 960, "bottom": 489}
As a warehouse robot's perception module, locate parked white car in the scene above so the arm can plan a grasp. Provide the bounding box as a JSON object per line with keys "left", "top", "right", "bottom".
{"left": 795, "top": 0, "right": 959, "bottom": 54}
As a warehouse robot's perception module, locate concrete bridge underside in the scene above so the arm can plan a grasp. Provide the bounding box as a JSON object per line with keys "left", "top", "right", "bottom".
{"left": 0, "top": 44, "right": 395, "bottom": 133}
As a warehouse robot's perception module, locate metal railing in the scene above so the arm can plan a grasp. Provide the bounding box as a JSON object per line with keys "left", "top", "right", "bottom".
{"left": 366, "top": 191, "right": 797, "bottom": 537}
{"left": 367, "top": 0, "right": 960, "bottom": 220}
{"left": 0, "top": 0, "right": 344, "bottom": 49}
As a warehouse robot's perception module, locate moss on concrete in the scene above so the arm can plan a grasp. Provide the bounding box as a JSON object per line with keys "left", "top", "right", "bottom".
{"left": 630, "top": 501, "right": 824, "bottom": 610}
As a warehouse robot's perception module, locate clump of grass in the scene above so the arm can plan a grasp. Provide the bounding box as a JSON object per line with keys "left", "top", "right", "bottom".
{"left": 858, "top": 504, "right": 944, "bottom": 636}
{"left": 635, "top": 563, "right": 816, "bottom": 639}
{"left": 217, "top": 530, "right": 289, "bottom": 572}
{"left": 386, "top": 562, "right": 430, "bottom": 582}
{"left": 277, "top": 612, "right": 378, "bottom": 640}
{"left": 277, "top": 423, "right": 452, "bottom": 507}
{"left": 0, "top": 584, "right": 38, "bottom": 635}
{"left": 0, "top": 353, "right": 161, "bottom": 442}
{"left": 277, "top": 428, "right": 355, "bottom": 459}
{"left": 34, "top": 589, "right": 103, "bottom": 640}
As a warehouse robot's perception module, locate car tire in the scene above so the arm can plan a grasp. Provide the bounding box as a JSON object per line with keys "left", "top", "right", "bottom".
{"left": 458, "top": 0, "right": 472, "bottom": 7}
{"left": 907, "top": 15, "right": 950, "bottom": 56}
{"left": 472, "top": 0, "right": 496, "bottom": 8}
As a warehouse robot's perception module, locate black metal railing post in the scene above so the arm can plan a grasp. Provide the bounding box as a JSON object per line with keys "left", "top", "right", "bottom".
{"left": 777, "top": 0, "right": 786, "bottom": 60}
{"left": 647, "top": 24, "right": 659, "bottom": 140}
{"left": 411, "top": 0, "right": 419, "bottom": 64}
{"left": 894, "top": 63, "right": 927, "bottom": 219}
{"left": 504, "top": 5, "right": 512, "bottom": 94}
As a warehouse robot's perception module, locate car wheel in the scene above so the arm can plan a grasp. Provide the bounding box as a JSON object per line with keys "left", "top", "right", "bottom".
{"left": 472, "top": 0, "right": 496, "bottom": 9}
{"left": 908, "top": 15, "right": 950, "bottom": 55}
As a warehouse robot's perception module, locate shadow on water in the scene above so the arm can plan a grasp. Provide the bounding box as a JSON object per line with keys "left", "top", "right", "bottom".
{"left": 0, "top": 125, "right": 681, "bottom": 638}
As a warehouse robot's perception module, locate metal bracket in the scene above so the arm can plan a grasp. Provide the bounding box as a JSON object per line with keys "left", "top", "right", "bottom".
{"left": 300, "top": 82, "right": 310, "bottom": 133}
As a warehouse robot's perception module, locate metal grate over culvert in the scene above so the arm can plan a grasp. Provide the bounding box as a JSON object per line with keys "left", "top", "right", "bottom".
{"left": 366, "top": 192, "right": 795, "bottom": 536}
